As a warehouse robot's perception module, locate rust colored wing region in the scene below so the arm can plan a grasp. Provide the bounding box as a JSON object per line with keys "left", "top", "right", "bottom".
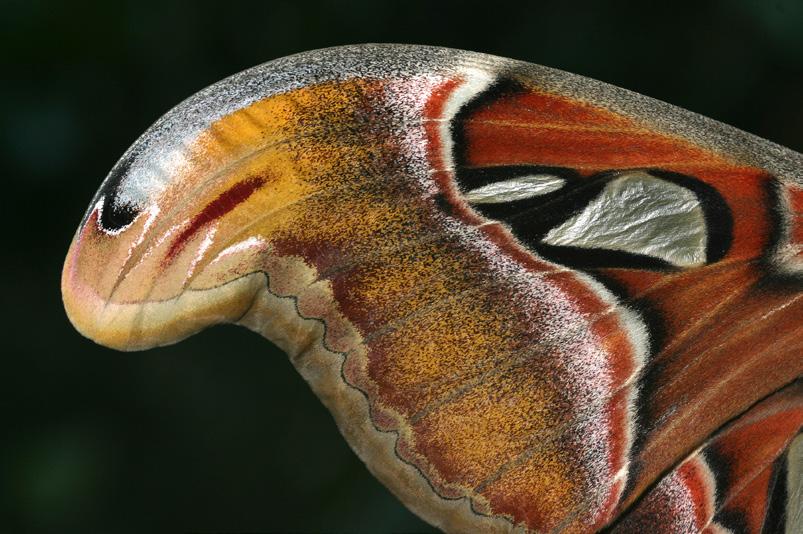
{"left": 454, "top": 77, "right": 803, "bottom": 521}
{"left": 61, "top": 46, "right": 802, "bottom": 533}
{"left": 610, "top": 380, "right": 802, "bottom": 534}
{"left": 457, "top": 80, "right": 774, "bottom": 263}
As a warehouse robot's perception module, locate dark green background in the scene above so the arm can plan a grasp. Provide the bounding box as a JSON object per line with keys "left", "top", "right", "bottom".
{"left": 3, "top": 0, "right": 802, "bottom": 532}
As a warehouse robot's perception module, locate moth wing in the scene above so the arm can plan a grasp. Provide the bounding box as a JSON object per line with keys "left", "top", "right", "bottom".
{"left": 62, "top": 45, "right": 803, "bottom": 532}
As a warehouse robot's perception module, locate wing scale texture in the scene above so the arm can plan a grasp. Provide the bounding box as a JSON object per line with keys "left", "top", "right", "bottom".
{"left": 62, "top": 45, "right": 801, "bottom": 533}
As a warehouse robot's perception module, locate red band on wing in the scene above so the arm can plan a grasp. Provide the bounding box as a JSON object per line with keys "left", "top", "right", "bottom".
{"left": 166, "top": 176, "right": 266, "bottom": 261}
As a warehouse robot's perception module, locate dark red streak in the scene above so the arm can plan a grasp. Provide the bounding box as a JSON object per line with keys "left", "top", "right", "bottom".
{"left": 165, "top": 176, "right": 266, "bottom": 261}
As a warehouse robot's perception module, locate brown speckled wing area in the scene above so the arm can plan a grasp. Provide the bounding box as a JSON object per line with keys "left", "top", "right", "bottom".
{"left": 62, "top": 45, "right": 802, "bottom": 533}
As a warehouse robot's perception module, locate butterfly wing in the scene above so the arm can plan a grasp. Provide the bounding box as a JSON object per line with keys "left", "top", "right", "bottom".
{"left": 62, "top": 45, "right": 802, "bottom": 532}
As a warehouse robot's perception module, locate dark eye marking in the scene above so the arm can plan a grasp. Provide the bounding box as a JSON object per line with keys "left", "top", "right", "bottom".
{"left": 98, "top": 198, "right": 139, "bottom": 234}
{"left": 95, "top": 154, "right": 140, "bottom": 233}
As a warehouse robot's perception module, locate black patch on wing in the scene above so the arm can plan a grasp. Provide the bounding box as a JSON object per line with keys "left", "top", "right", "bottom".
{"left": 705, "top": 445, "right": 735, "bottom": 510}
{"left": 96, "top": 154, "right": 140, "bottom": 232}
{"left": 762, "top": 177, "right": 803, "bottom": 289}
{"left": 704, "top": 445, "right": 748, "bottom": 533}
{"left": 765, "top": 176, "right": 787, "bottom": 265}
{"left": 432, "top": 191, "right": 458, "bottom": 218}
{"left": 763, "top": 445, "right": 791, "bottom": 533}
{"left": 452, "top": 76, "right": 525, "bottom": 171}
{"left": 533, "top": 243, "right": 676, "bottom": 271}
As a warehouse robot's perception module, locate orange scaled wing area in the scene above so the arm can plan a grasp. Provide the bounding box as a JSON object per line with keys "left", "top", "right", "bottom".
{"left": 62, "top": 45, "right": 802, "bottom": 533}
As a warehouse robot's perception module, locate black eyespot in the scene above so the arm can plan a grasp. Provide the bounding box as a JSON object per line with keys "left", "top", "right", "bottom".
{"left": 99, "top": 196, "right": 138, "bottom": 232}
{"left": 95, "top": 154, "right": 141, "bottom": 232}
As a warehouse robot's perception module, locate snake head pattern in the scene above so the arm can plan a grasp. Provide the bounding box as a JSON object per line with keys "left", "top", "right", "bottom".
{"left": 63, "top": 45, "right": 802, "bottom": 533}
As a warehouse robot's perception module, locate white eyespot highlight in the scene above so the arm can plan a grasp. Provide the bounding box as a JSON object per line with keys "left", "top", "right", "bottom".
{"left": 464, "top": 174, "right": 566, "bottom": 204}
{"left": 542, "top": 172, "right": 707, "bottom": 267}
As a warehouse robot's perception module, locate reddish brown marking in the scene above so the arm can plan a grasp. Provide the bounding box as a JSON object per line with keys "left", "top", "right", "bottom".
{"left": 789, "top": 186, "right": 803, "bottom": 246}
{"left": 462, "top": 89, "right": 777, "bottom": 263}
{"left": 423, "top": 78, "right": 487, "bottom": 231}
{"left": 613, "top": 385, "right": 802, "bottom": 532}
{"left": 709, "top": 395, "right": 803, "bottom": 500}
{"left": 678, "top": 458, "right": 714, "bottom": 529}
{"left": 423, "top": 78, "right": 460, "bottom": 171}
{"left": 719, "top": 466, "right": 775, "bottom": 533}
{"left": 166, "top": 176, "right": 266, "bottom": 261}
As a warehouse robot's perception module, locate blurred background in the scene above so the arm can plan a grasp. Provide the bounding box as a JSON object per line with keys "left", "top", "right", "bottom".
{"left": 2, "top": 0, "right": 802, "bottom": 532}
